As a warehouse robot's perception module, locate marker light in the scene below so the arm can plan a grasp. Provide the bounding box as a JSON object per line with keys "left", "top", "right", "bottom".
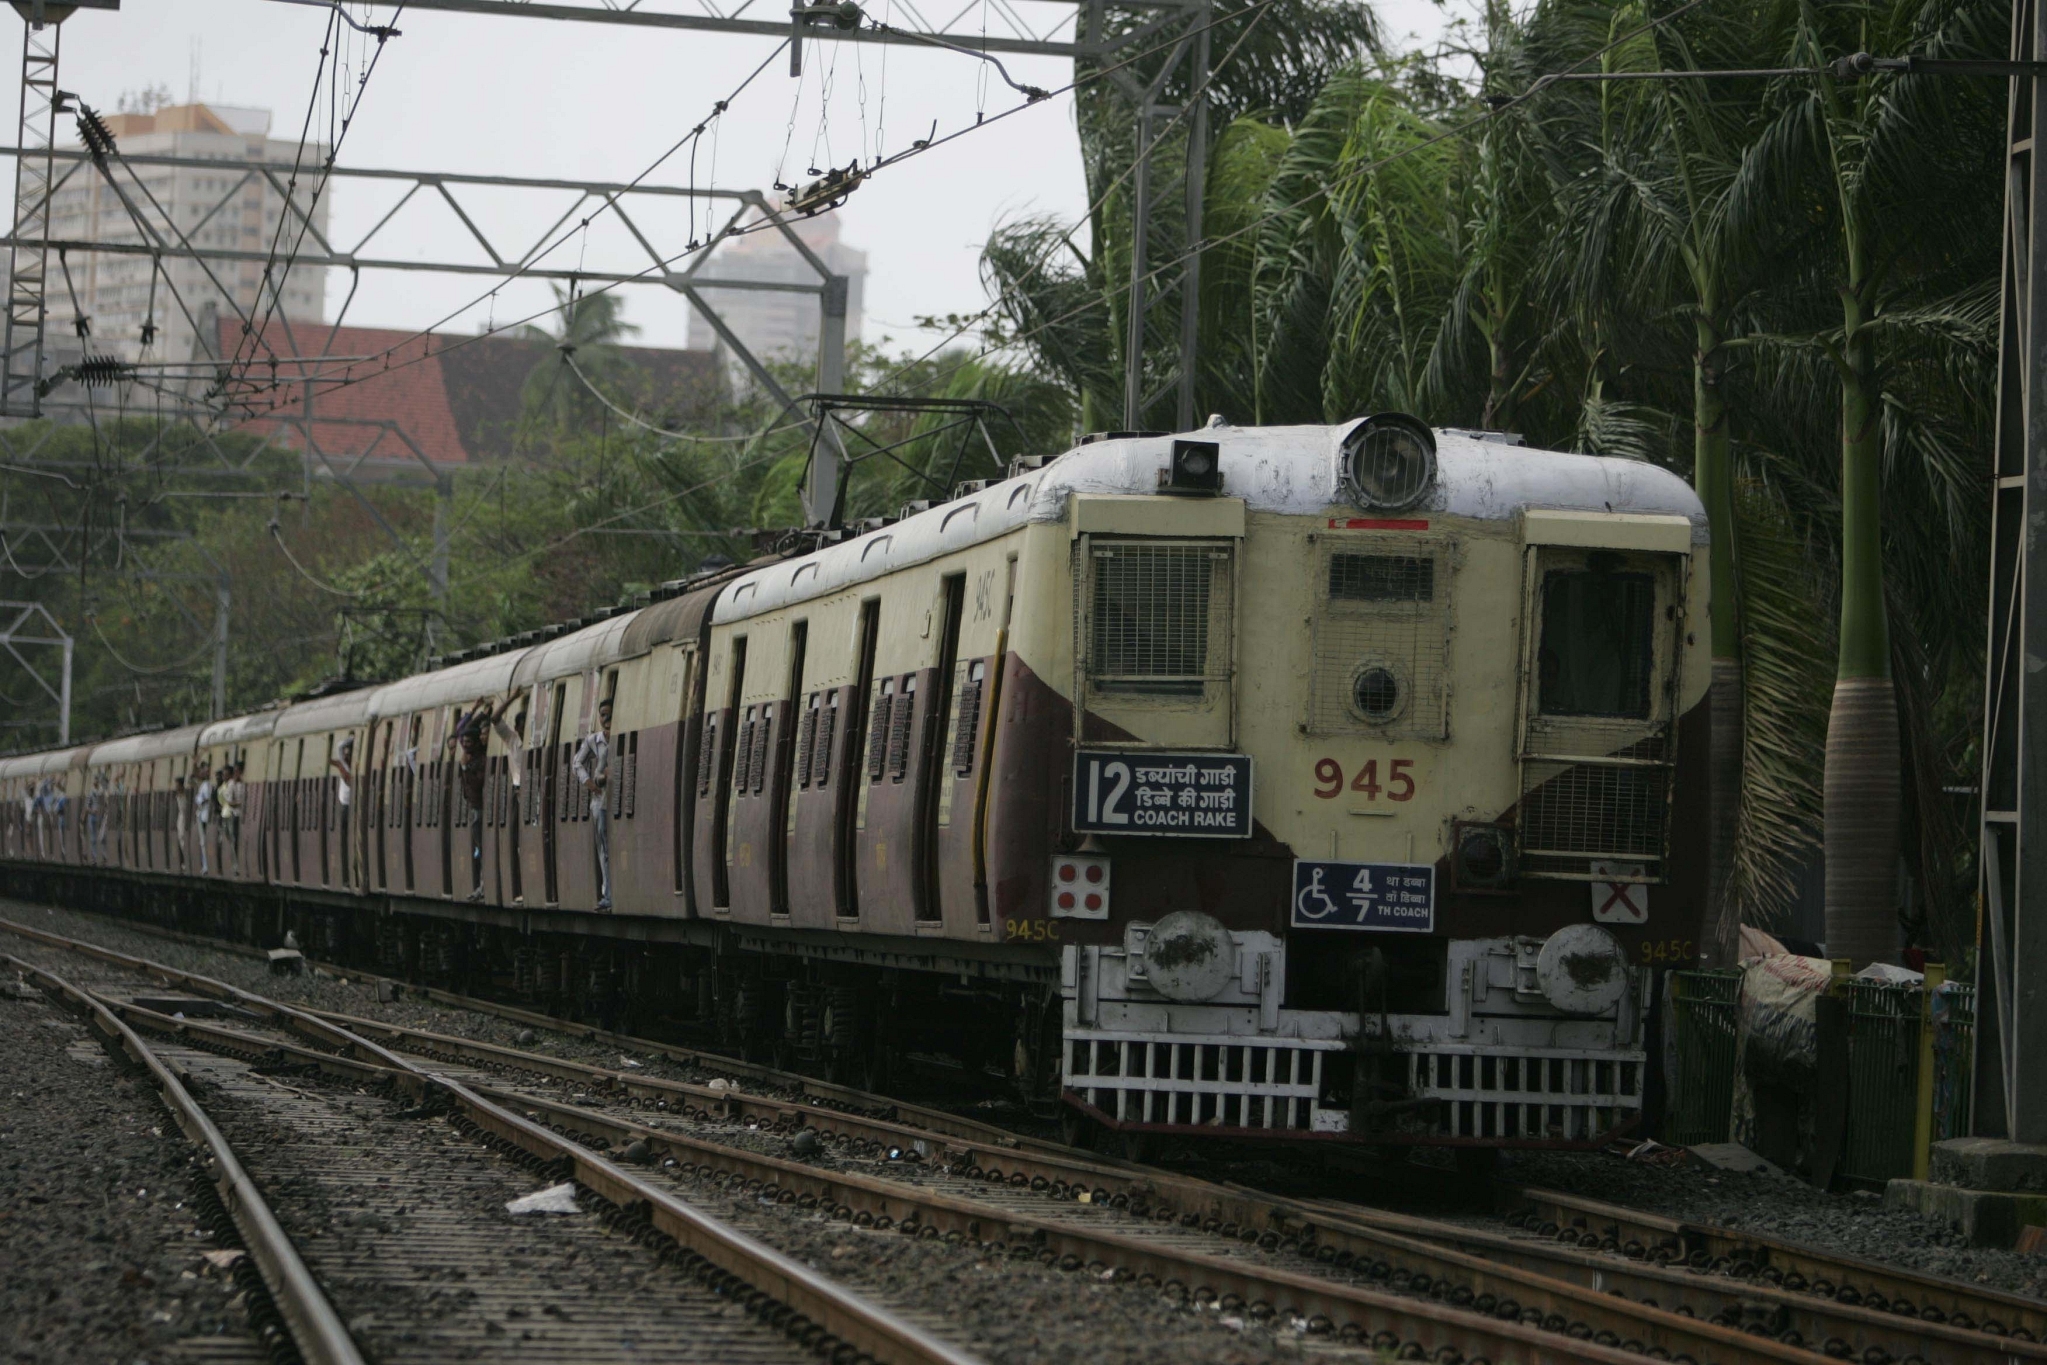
{"left": 1049, "top": 854, "right": 1110, "bottom": 918}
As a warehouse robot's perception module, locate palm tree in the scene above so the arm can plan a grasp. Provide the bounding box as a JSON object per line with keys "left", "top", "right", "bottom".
{"left": 1736, "top": 0, "right": 2004, "bottom": 964}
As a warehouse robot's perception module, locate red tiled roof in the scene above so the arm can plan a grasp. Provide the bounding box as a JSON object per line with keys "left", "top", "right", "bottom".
{"left": 217, "top": 321, "right": 720, "bottom": 470}
{"left": 220, "top": 322, "right": 483, "bottom": 468}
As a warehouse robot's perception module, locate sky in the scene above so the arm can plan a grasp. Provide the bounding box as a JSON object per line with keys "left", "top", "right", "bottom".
{"left": 3, "top": 0, "right": 1457, "bottom": 363}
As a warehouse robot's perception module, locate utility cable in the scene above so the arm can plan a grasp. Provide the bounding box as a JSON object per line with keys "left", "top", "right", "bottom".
{"left": 560, "top": 352, "right": 809, "bottom": 444}
{"left": 267, "top": 520, "right": 361, "bottom": 596}
{"left": 222, "top": 3, "right": 406, "bottom": 401}
{"left": 201, "top": 1, "right": 1274, "bottom": 418}
{"left": 874, "top": 0, "right": 1729, "bottom": 407}
{"left": 213, "top": 38, "right": 787, "bottom": 421}
{"left": 85, "top": 608, "right": 219, "bottom": 675}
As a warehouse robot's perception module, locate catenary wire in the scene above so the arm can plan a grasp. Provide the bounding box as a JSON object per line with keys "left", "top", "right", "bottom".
{"left": 188, "top": 0, "right": 1275, "bottom": 419}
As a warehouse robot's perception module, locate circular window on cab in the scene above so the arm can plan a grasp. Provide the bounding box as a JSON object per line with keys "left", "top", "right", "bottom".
{"left": 1349, "top": 660, "right": 1407, "bottom": 725}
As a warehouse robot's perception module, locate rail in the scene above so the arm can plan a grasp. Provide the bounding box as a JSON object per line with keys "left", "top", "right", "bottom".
{"left": 6, "top": 955, "right": 366, "bottom": 1365}
{"left": 7, "top": 911, "right": 2041, "bottom": 1365}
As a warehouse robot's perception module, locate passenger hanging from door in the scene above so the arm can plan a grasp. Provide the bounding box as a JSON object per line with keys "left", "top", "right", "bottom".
{"left": 575, "top": 695, "right": 614, "bottom": 911}
{"left": 490, "top": 691, "right": 528, "bottom": 904}
{"left": 452, "top": 698, "right": 498, "bottom": 902}
{"left": 221, "top": 762, "right": 246, "bottom": 876}
{"left": 329, "top": 737, "right": 355, "bottom": 888}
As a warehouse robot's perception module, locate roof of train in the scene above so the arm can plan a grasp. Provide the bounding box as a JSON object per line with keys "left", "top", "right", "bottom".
{"left": 368, "top": 646, "right": 530, "bottom": 721}
{"left": 52, "top": 724, "right": 209, "bottom": 769}
{"left": 10, "top": 424, "right": 1707, "bottom": 769}
{"left": 712, "top": 421, "right": 1708, "bottom": 625}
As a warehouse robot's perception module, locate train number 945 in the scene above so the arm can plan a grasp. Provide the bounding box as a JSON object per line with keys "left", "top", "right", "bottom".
{"left": 1312, "top": 758, "right": 1417, "bottom": 802}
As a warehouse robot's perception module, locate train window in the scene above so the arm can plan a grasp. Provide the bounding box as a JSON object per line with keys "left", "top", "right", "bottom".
{"left": 750, "top": 712, "right": 771, "bottom": 794}
{"left": 1086, "top": 543, "right": 1224, "bottom": 696}
{"left": 796, "top": 695, "right": 820, "bottom": 788}
{"left": 815, "top": 695, "right": 836, "bottom": 788}
{"left": 1329, "top": 554, "right": 1433, "bottom": 602}
{"left": 867, "top": 681, "right": 894, "bottom": 781}
{"left": 1536, "top": 563, "right": 1656, "bottom": 719}
{"left": 952, "top": 661, "right": 985, "bottom": 775}
{"left": 741, "top": 712, "right": 765, "bottom": 794}
{"left": 696, "top": 714, "right": 719, "bottom": 797}
{"left": 887, "top": 676, "right": 915, "bottom": 781}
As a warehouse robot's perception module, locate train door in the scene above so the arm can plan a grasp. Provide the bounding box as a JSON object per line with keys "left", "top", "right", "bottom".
{"left": 401, "top": 714, "right": 421, "bottom": 892}
{"left": 318, "top": 735, "right": 333, "bottom": 887}
{"left": 542, "top": 681, "right": 566, "bottom": 905}
{"left": 290, "top": 739, "right": 305, "bottom": 884}
{"left": 671, "top": 647, "right": 697, "bottom": 900}
{"left": 439, "top": 704, "right": 456, "bottom": 898}
{"left": 771, "top": 622, "right": 808, "bottom": 915}
{"left": 507, "top": 691, "right": 530, "bottom": 905}
{"left": 373, "top": 722, "right": 392, "bottom": 890}
{"left": 712, "top": 638, "right": 748, "bottom": 910}
{"left": 838, "top": 602, "right": 879, "bottom": 918}
{"left": 917, "top": 575, "right": 967, "bottom": 922}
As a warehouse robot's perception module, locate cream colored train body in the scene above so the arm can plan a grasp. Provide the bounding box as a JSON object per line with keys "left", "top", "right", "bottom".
{"left": 0, "top": 418, "right": 1709, "bottom": 1148}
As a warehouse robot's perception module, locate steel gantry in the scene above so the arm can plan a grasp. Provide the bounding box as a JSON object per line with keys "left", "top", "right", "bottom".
{"left": 1979, "top": 0, "right": 2047, "bottom": 1145}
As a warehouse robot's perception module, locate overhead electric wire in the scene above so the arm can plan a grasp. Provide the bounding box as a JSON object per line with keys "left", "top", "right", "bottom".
{"left": 561, "top": 352, "right": 809, "bottom": 444}
{"left": 84, "top": 608, "right": 219, "bottom": 675}
{"left": 211, "top": 37, "right": 787, "bottom": 423}
{"left": 874, "top": 0, "right": 1731, "bottom": 407}
{"left": 267, "top": 521, "right": 361, "bottom": 597}
{"left": 220, "top": 3, "right": 407, "bottom": 402}
{"left": 201, "top": 0, "right": 1277, "bottom": 421}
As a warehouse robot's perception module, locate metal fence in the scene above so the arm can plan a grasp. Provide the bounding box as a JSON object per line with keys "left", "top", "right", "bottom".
{"left": 1666, "top": 969, "right": 1976, "bottom": 1185}
{"left": 1841, "top": 980, "right": 1922, "bottom": 1186}
{"left": 1666, "top": 969, "right": 1743, "bottom": 1146}
{"left": 1932, "top": 982, "right": 1976, "bottom": 1143}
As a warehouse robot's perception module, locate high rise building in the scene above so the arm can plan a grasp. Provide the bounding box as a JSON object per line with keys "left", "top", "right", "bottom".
{"left": 685, "top": 210, "right": 865, "bottom": 376}
{"left": 42, "top": 102, "right": 329, "bottom": 374}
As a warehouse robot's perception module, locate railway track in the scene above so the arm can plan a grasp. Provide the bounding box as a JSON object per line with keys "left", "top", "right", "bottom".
{"left": 6, "top": 944, "right": 986, "bottom": 1365}
{"left": 8, "top": 906, "right": 2043, "bottom": 1365}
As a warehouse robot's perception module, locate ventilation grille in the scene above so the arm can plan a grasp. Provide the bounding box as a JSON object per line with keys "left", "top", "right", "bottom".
{"left": 1310, "top": 542, "right": 1450, "bottom": 739}
{"left": 1083, "top": 542, "right": 1230, "bottom": 696}
{"left": 814, "top": 700, "right": 836, "bottom": 788}
{"left": 1520, "top": 736, "right": 1673, "bottom": 878}
{"left": 796, "top": 702, "right": 819, "bottom": 789}
{"left": 951, "top": 664, "right": 984, "bottom": 775}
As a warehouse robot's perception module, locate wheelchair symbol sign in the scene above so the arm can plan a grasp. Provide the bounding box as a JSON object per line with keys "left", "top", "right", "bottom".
{"left": 1291, "top": 859, "right": 1435, "bottom": 932}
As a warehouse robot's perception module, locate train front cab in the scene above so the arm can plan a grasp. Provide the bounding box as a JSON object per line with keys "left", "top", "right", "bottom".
{"left": 1052, "top": 425, "right": 1710, "bottom": 1148}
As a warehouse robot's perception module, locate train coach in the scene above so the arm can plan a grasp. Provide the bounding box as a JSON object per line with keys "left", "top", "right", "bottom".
{"left": 0, "top": 414, "right": 1710, "bottom": 1154}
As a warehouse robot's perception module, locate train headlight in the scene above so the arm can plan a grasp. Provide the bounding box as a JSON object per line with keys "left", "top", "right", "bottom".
{"left": 1340, "top": 413, "right": 1437, "bottom": 512}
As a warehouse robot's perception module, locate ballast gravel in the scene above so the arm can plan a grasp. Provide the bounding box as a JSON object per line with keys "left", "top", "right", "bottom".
{"left": 18, "top": 897, "right": 2043, "bottom": 1338}
{"left": 1500, "top": 1148, "right": 2047, "bottom": 1301}
{"left": 0, "top": 900, "right": 1350, "bottom": 1363}
{"left": 0, "top": 975, "right": 261, "bottom": 1364}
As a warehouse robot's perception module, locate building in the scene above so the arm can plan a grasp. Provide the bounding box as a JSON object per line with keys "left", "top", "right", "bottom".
{"left": 685, "top": 210, "right": 866, "bottom": 375}
{"left": 219, "top": 319, "right": 720, "bottom": 474}
{"left": 43, "top": 103, "right": 329, "bottom": 373}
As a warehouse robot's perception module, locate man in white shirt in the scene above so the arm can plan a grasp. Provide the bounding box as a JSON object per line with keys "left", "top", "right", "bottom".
{"left": 193, "top": 763, "right": 215, "bottom": 874}
{"left": 572, "top": 698, "right": 614, "bottom": 911}
{"left": 330, "top": 738, "right": 355, "bottom": 886}
{"left": 221, "top": 763, "right": 246, "bottom": 876}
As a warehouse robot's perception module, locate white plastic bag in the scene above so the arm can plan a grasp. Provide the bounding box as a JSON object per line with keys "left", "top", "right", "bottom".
{"left": 505, "top": 1182, "right": 580, "bottom": 1215}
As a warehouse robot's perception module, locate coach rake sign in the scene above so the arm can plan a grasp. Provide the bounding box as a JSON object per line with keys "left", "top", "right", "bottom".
{"left": 1071, "top": 750, "right": 1253, "bottom": 838}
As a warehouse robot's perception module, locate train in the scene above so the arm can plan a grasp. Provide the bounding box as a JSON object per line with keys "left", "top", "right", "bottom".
{"left": 0, "top": 414, "right": 1710, "bottom": 1155}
